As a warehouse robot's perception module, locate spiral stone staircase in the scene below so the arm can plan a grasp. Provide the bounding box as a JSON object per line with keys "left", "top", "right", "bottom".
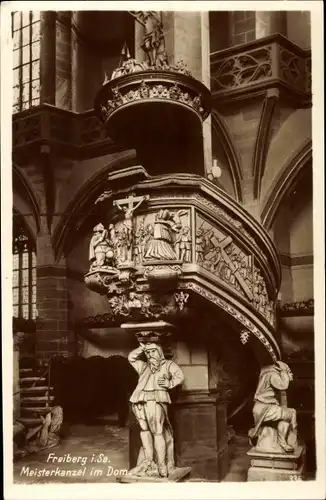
{"left": 18, "top": 366, "right": 54, "bottom": 428}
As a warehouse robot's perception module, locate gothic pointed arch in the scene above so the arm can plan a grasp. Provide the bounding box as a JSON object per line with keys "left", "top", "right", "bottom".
{"left": 261, "top": 140, "right": 312, "bottom": 230}
{"left": 211, "top": 110, "right": 243, "bottom": 202}
{"left": 252, "top": 90, "right": 279, "bottom": 200}
{"left": 13, "top": 164, "right": 40, "bottom": 235}
{"left": 12, "top": 209, "right": 37, "bottom": 320}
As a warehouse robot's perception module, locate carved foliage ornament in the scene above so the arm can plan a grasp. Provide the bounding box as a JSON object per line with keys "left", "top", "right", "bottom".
{"left": 107, "top": 291, "right": 188, "bottom": 323}
{"left": 100, "top": 81, "right": 205, "bottom": 122}
{"left": 111, "top": 57, "right": 191, "bottom": 79}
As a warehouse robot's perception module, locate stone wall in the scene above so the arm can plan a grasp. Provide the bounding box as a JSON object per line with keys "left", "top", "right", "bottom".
{"left": 229, "top": 11, "right": 256, "bottom": 46}
{"left": 55, "top": 12, "right": 72, "bottom": 110}
{"left": 174, "top": 341, "right": 209, "bottom": 391}
{"left": 287, "top": 11, "right": 311, "bottom": 49}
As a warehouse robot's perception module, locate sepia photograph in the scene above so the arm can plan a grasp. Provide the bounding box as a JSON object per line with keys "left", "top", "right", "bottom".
{"left": 1, "top": 1, "right": 325, "bottom": 499}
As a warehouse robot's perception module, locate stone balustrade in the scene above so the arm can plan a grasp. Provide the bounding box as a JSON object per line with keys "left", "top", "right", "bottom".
{"left": 210, "top": 34, "right": 311, "bottom": 105}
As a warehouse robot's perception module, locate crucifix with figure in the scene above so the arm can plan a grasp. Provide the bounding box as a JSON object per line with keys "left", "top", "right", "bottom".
{"left": 128, "top": 11, "right": 166, "bottom": 68}
{"left": 113, "top": 194, "right": 149, "bottom": 263}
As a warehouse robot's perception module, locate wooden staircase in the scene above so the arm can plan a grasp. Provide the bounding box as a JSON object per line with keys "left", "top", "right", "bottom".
{"left": 18, "top": 365, "right": 54, "bottom": 428}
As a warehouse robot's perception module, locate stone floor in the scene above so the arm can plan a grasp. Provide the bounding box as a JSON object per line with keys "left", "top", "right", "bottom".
{"left": 222, "top": 435, "right": 250, "bottom": 482}
{"left": 14, "top": 424, "right": 250, "bottom": 484}
{"left": 14, "top": 423, "right": 129, "bottom": 484}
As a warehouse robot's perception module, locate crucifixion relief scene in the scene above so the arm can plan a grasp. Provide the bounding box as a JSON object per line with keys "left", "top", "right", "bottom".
{"left": 9, "top": 5, "right": 318, "bottom": 487}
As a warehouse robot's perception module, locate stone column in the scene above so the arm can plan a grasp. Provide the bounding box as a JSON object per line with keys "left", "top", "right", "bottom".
{"left": 71, "top": 12, "right": 79, "bottom": 112}
{"left": 13, "top": 333, "right": 23, "bottom": 421}
{"left": 40, "top": 12, "right": 56, "bottom": 105}
{"left": 55, "top": 12, "right": 72, "bottom": 110}
{"left": 133, "top": 11, "right": 213, "bottom": 176}
{"left": 35, "top": 214, "right": 71, "bottom": 364}
{"left": 162, "top": 11, "right": 212, "bottom": 176}
{"left": 255, "top": 12, "right": 287, "bottom": 39}
{"left": 171, "top": 339, "right": 229, "bottom": 480}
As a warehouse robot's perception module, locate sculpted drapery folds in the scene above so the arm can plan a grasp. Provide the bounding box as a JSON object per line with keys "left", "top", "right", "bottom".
{"left": 144, "top": 209, "right": 187, "bottom": 261}
{"left": 129, "top": 11, "right": 166, "bottom": 68}
{"left": 249, "top": 361, "right": 298, "bottom": 454}
{"left": 89, "top": 223, "right": 115, "bottom": 270}
{"left": 128, "top": 341, "right": 184, "bottom": 478}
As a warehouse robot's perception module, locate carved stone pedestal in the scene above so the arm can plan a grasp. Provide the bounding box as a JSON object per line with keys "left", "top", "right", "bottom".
{"left": 116, "top": 466, "right": 191, "bottom": 483}
{"left": 173, "top": 391, "right": 230, "bottom": 480}
{"left": 247, "top": 445, "right": 306, "bottom": 481}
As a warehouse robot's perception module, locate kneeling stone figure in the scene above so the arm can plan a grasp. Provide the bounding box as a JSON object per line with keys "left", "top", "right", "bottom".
{"left": 249, "top": 361, "right": 298, "bottom": 454}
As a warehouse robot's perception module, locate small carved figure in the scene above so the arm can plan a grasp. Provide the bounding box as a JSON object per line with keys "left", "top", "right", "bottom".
{"left": 192, "top": 95, "right": 203, "bottom": 113}
{"left": 129, "top": 11, "right": 165, "bottom": 68}
{"left": 109, "top": 295, "right": 130, "bottom": 317}
{"left": 100, "top": 105, "right": 107, "bottom": 120}
{"left": 111, "top": 87, "right": 123, "bottom": 106}
{"left": 195, "top": 228, "right": 205, "bottom": 263}
{"left": 139, "top": 81, "right": 150, "bottom": 98}
{"left": 128, "top": 340, "right": 184, "bottom": 477}
{"left": 142, "top": 223, "right": 154, "bottom": 256}
{"left": 127, "top": 292, "right": 142, "bottom": 310}
{"left": 210, "top": 247, "right": 223, "bottom": 273}
{"left": 156, "top": 51, "right": 169, "bottom": 69}
{"left": 181, "top": 92, "right": 191, "bottom": 104}
{"left": 106, "top": 99, "right": 116, "bottom": 111}
{"left": 239, "top": 259, "right": 251, "bottom": 288}
{"left": 144, "top": 210, "right": 186, "bottom": 261}
{"left": 173, "top": 58, "right": 191, "bottom": 76}
{"left": 169, "top": 83, "right": 182, "bottom": 100}
{"left": 114, "top": 194, "right": 149, "bottom": 263}
{"left": 23, "top": 406, "right": 63, "bottom": 455}
{"left": 248, "top": 361, "right": 298, "bottom": 454}
{"left": 265, "top": 300, "right": 275, "bottom": 325}
{"left": 134, "top": 219, "right": 146, "bottom": 263}
{"left": 140, "top": 293, "right": 153, "bottom": 317}
{"left": 89, "top": 223, "right": 115, "bottom": 270}
{"left": 117, "top": 228, "right": 130, "bottom": 263}
{"left": 175, "top": 226, "right": 191, "bottom": 262}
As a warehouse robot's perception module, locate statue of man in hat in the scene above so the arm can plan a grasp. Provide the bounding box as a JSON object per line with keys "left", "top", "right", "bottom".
{"left": 128, "top": 338, "right": 184, "bottom": 478}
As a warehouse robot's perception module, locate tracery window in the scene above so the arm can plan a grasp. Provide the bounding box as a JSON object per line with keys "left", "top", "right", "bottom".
{"left": 13, "top": 223, "right": 37, "bottom": 320}
{"left": 12, "top": 11, "right": 41, "bottom": 113}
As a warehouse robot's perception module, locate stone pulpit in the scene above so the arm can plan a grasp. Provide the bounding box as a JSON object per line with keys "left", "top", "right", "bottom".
{"left": 84, "top": 10, "right": 292, "bottom": 482}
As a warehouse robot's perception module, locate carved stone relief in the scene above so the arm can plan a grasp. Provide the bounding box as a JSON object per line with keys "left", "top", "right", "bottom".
{"left": 196, "top": 214, "right": 275, "bottom": 326}
{"left": 131, "top": 208, "right": 192, "bottom": 264}
{"left": 105, "top": 291, "right": 189, "bottom": 324}
{"left": 85, "top": 201, "right": 193, "bottom": 295}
